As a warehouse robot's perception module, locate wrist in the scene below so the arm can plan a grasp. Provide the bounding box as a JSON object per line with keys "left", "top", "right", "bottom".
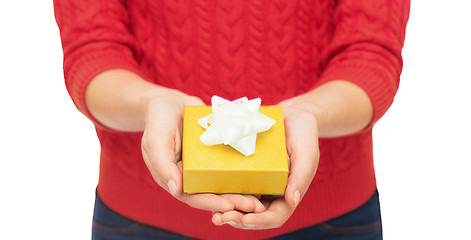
{"left": 140, "top": 87, "right": 186, "bottom": 124}
{"left": 85, "top": 69, "right": 186, "bottom": 131}
{"left": 279, "top": 94, "right": 324, "bottom": 133}
{"left": 280, "top": 80, "right": 373, "bottom": 138}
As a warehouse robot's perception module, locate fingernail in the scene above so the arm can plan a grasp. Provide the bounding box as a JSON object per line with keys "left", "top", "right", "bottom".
{"left": 167, "top": 180, "right": 177, "bottom": 196}
{"left": 244, "top": 224, "right": 256, "bottom": 229}
{"left": 226, "top": 221, "right": 237, "bottom": 226}
{"left": 294, "top": 190, "right": 300, "bottom": 207}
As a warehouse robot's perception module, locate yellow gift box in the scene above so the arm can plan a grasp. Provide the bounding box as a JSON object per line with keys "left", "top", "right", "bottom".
{"left": 182, "top": 106, "right": 288, "bottom": 195}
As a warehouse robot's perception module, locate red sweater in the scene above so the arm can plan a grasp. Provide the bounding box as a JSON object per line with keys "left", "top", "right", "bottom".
{"left": 54, "top": 0, "right": 409, "bottom": 239}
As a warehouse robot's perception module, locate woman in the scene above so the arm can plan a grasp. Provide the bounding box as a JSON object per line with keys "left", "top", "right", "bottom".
{"left": 54, "top": 0, "right": 410, "bottom": 239}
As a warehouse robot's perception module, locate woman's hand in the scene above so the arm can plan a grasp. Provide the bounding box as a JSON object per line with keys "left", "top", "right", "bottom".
{"left": 86, "top": 69, "right": 264, "bottom": 215}
{"left": 141, "top": 90, "right": 265, "bottom": 214}
{"left": 211, "top": 98, "right": 320, "bottom": 229}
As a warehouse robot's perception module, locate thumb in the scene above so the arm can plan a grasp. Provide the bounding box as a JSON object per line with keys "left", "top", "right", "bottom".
{"left": 284, "top": 149, "right": 319, "bottom": 208}
{"left": 141, "top": 129, "right": 183, "bottom": 197}
{"left": 141, "top": 98, "right": 186, "bottom": 197}
{"left": 281, "top": 107, "right": 319, "bottom": 208}
{"left": 183, "top": 95, "right": 206, "bottom": 106}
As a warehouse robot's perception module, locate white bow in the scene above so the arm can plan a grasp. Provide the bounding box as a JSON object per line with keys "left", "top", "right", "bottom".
{"left": 198, "top": 96, "right": 276, "bottom": 156}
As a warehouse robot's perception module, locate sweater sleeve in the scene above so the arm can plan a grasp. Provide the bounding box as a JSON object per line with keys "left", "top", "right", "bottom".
{"left": 317, "top": 0, "right": 410, "bottom": 129}
{"left": 54, "top": 0, "right": 144, "bottom": 129}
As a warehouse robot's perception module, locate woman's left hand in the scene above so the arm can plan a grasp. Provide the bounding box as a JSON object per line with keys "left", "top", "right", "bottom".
{"left": 211, "top": 98, "right": 320, "bottom": 229}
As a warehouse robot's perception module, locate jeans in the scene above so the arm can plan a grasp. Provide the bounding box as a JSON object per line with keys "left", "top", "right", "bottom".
{"left": 92, "top": 191, "right": 382, "bottom": 240}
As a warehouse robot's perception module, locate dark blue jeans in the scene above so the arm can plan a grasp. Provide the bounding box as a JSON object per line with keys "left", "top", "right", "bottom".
{"left": 92, "top": 191, "right": 382, "bottom": 240}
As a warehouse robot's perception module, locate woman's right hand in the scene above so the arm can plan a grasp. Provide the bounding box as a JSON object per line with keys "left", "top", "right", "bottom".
{"left": 140, "top": 90, "right": 265, "bottom": 215}
{"left": 85, "top": 69, "right": 264, "bottom": 217}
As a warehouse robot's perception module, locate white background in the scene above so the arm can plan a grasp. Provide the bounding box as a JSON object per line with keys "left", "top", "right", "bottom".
{"left": 1, "top": 1, "right": 470, "bottom": 239}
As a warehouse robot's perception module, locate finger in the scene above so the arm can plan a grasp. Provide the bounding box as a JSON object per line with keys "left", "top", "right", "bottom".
{"left": 141, "top": 94, "right": 204, "bottom": 199}
{"left": 242, "top": 198, "right": 293, "bottom": 230}
{"left": 148, "top": 94, "right": 203, "bottom": 195}
{"left": 284, "top": 146, "right": 318, "bottom": 207}
{"left": 212, "top": 212, "right": 225, "bottom": 226}
{"left": 251, "top": 195, "right": 266, "bottom": 213}
{"left": 143, "top": 101, "right": 185, "bottom": 197}
{"left": 184, "top": 96, "right": 206, "bottom": 106}
{"left": 220, "top": 194, "right": 265, "bottom": 213}
{"left": 283, "top": 116, "right": 319, "bottom": 207}
{"left": 221, "top": 211, "right": 252, "bottom": 229}
{"left": 142, "top": 130, "right": 183, "bottom": 197}
{"left": 177, "top": 193, "right": 234, "bottom": 212}
{"left": 177, "top": 160, "right": 182, "bottom": 172}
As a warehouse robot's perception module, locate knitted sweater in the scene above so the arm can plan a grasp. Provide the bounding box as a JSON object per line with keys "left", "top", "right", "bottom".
{"left": 54, "top": 0, "right": 409, "bottom": 239}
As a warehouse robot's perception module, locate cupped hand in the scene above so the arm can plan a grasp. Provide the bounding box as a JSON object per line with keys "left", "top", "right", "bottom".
{"left": 212, "top": 97, "right": 320, "bottom": 229}
{"left": 141, "top": 90, "right": 265, "bottom": 214}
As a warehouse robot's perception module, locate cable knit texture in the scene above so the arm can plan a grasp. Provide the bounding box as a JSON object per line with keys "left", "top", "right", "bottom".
{"left": 54, "top": 0, "right": 409, "bottom": 239}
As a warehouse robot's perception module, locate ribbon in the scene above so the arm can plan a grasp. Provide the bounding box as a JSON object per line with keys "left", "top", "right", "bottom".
{"left": 198, "top": 96, "right": 276, "bottom": 156}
